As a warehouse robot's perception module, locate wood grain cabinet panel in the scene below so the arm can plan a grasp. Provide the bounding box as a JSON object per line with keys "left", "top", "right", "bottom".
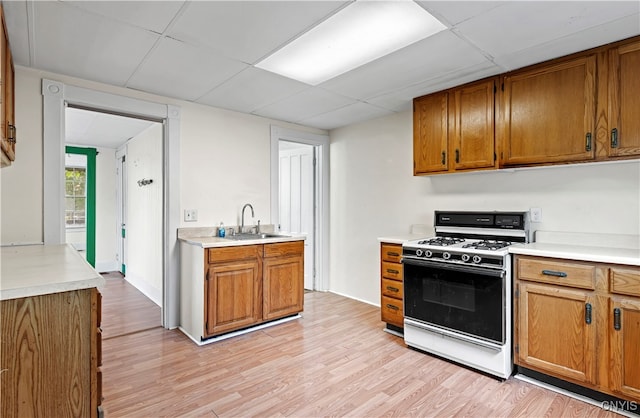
{"left": 500, "top": 55, "right": 597, "bottom": 166}
{"left": 517, "top": 281, "right": 597, "bottom": 384}
{"left": 380, "top": 243, "right": 404, "bottom": 329}
{"left": 606, "top": 39, "right": 640, "bottom": 158}
{"left": 414, "top": 92, "right": 448, "bottom": 174}
{"left": 610, "top": 297, "right": 640, "bottom": 400}
{"left": 517, "top": 257, "right": 596, "bottom": 290}
{"left": 206, "top": 260, "right": 261, "bottom": 336}
{"left": 263, "top": 255, "right": 303, "bottom": 321}
{"left": 1, "top": 288, "right": 102, "bottom": 418}
{"left": 1, "top": 4, "right": 16, "bottom": 168}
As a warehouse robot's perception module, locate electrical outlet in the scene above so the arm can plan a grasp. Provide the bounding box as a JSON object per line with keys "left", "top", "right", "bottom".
{"left": 530, "top": 207, "right": 542, "bottom": 223}
{"left": 184, "top": 209, "right": 198, "bottom": 222}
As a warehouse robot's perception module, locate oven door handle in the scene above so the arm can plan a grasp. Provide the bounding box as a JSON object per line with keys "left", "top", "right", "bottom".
{"left": 402, "top": 258, "right": 505, "bottom": 278}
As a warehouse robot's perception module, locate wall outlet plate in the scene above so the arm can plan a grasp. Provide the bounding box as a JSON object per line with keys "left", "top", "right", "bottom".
{"left": 530, "top": 207, "right": 542, "bottom": 223}
{"left": 184, "top": 209, "right": 198, "bottom": 222}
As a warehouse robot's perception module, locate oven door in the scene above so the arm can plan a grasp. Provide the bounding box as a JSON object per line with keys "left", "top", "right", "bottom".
{"left": 403, "top": 257, "right": 505, "bottom": 345}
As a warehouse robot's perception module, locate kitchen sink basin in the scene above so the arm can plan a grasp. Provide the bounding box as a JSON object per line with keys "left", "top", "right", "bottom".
{"left": 226, "top": 233, "right": 290, "bottom": 241}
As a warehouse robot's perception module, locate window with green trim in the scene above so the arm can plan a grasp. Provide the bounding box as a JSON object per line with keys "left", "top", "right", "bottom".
{"left": 65, "top": 167, "right": 86, "bottom": 227}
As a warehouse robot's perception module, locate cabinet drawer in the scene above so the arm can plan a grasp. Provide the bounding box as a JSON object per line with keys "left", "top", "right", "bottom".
{"left": 382, "top": 261, "right": 403, "bottom": 280}
{"left": 208, "top": 245, "right": 261, "bottom": 263}
{"left": 381, "top": 296, "right": 403, "bottom": 327}
{"left": 382, "top": 278, "right": 403, "bottom": 299}
{"left": 610, "top": 267, "right": 640, "bottom": 297}
{"left": 517, "top": 257, "right": 596, "bottom": 290}
{"left": 381, "top": 244, "right": 402, "bottom": 263}
{"left": 264, "top": 240, "right": 303, "bottom": 258}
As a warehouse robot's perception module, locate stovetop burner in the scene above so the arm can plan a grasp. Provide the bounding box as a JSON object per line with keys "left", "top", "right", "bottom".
{"left": 462, "top": 240, "right": 513, "bottom": 251}
{"left": 417, "top": 237, "right": 465, "bottom": 246}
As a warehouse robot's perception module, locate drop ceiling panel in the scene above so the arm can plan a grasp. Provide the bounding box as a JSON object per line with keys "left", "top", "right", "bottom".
{"left": 2, "top": 1, "right": 30, "bottom": 66}
{"left": 168, "top": 1, "right": 349, "bottom": 64}
{"left": 31, "top": 2, "right": 160, "bottom": 86}
{"left": 299, "top": 102, "right": 394, "bottom": 130}
{"left": 61, "top": 0, "right": 186, "bottom": 34}
{"left": 320, "top": 31, "right": 492, "bottom": 101}
{"left": 418, "top": 1, "right": 505, "bottom": 25}
{"left": 253, "top": 88, "right": 356, "bottom": 123}
{"left": 196, "top": 67, "right": 308, "bottom": 114}
{"left": 494, "top": 14, "right": 640, "bottom": 71}
{"left": 127, "top": 37, "right": 248, "bottom": 101}
{"left": 455, "top": 1, "right": 640, "bottom": 57}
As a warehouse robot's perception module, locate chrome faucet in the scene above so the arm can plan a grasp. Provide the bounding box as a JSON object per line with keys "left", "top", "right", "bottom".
{"left": 241, "top": 203, "right": 254, "bottom": 233}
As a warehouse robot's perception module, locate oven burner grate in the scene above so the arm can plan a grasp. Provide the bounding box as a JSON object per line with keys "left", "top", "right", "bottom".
{"left": 462, "top": 240, "right": 513, "bottom": 251}
{"left": 417, "top": 237, "right": 465, "bottom": 246}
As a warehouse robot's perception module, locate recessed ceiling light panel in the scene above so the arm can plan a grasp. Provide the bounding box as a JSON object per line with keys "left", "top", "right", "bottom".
{"left": 255, "top": 1, "right": 447, "bottom": 85}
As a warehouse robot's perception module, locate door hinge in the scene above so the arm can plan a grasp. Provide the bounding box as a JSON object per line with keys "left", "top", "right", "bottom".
{"left": 515, "top": 288, "right": 519, "bottom": 298}
{"left": 494, "top": 153, "right": 497, "bottom": 162}
{"left": 501, "top": 83, "right": 504, "bottom": 91}
{"left": 515, "top": 344, "right": 519, "bottom": 354}
{"left": 494, "top": 85, "right": 497, "bottom": 94}
{"left": 122, "top": 155, "right": 126, "bottom": 163}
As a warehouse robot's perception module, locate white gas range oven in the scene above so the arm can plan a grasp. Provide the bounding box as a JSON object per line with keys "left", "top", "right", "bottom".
{"left": 402, "top": 211, "right": 532, "bottom": 379}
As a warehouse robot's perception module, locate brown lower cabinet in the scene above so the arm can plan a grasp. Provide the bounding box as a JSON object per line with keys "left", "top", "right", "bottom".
{"left": 380, "top": 243, "right": 404, "bottom": 330}
{"left": 1, "top": 288, "right": 103, "bottom": 417}
{"left": 205, "top": 241, "right": 304, "bottom": 338}
{"left": 515, "top": 255, "right": 640, "bottom": 403}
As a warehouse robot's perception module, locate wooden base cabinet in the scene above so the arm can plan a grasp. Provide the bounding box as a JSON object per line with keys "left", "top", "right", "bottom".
{"left": 1, "top": 4, "right": 16, "bottom": 168}
{"left": 1, "top": 288, "right": 103, "bottom": 418}
{"left": 380, "top": 243, "right": 404, "bottom": 329}
{"left": 181, "top": 240, "right": 305, "bottom": 342}
{"left": 515, "top": 255, "right": 640, "bottom": 403}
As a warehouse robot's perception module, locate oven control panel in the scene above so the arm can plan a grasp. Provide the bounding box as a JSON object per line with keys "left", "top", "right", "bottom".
{"left": 402, "top": 246, "right": 505, "bottom": 269}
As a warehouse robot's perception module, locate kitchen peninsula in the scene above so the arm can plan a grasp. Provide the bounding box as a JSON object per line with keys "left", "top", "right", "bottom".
{"left": 0, "top": 244, "right": 104, "bottom": 417}
{"left": 179, "top": 228, "right": 305, "bottom": 345}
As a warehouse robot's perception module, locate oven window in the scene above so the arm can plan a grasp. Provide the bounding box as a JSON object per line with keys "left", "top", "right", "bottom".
{"left": 404, "top": 262, "right": 504, "bottom": 343}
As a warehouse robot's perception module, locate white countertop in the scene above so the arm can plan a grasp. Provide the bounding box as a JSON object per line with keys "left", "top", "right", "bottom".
{"left": 180, "top": 234, "right": 306, "bottom": 248}
{"left": 509, "top": 242, "right": 640, "bottom": 266}
{"left": 378, "top": 234, "right": 431, "bottom": 245}
{"left": 0, "top": 244, "right": 105, "bottom": 301}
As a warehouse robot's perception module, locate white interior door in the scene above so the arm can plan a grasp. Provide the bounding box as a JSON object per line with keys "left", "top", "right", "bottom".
{"left": 279, "top": 143, "right": 314, "bottom": 290}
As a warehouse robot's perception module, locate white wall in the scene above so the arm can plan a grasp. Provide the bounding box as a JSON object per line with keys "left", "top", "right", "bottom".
{"left": 125, "top": 124, "right": 163, "bottom": 305}
{"left": 329, "top": 110, "right": 640, "bottom": 305}
{"left": 95, "top": 146, "right": 117, "bottom": 272}
{"left": 1, "top": 67, "right": 326, "bottom": 246}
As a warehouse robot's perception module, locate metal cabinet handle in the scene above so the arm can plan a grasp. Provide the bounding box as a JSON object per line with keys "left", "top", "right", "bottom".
{"left": 386, "top": 286, "right": 399, "bottom": 293}
{"left": 455, "top": 149, "right": 460, "bottom": 163}
{"left": 585, "top": 132, "right": 592, "bottom": 151}
{"left": 542, "top": 269, "right": 567, "bottom": 277}
{"left": 387, "top": 269, "right": 399, "bottom": 275}
{"left": 387, "top": 252, "right": 400, "bottom": 257}
{"left": 8, "top": 124, "right": 16, "bottom": 144}
{"left": 611, "top": 128, "right": 618, "bottom": 148}
{"left": 613, "top": 308, "right": 621, "bottom": 330}
{"left": 585, "top": 303, "right": 592, "bottom": 325}
{"left": 441, "top": 151, "right": 446, "bottom": 165}
{"left": 386, "top": 304, "right": 400, "bottom": 311}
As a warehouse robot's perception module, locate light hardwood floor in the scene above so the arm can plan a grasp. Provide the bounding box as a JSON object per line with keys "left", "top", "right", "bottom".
{"left": 100, "top": 272, "right": 162, "bottom": 340}
{"left": 102, "top": 291, "right": 616, "bottom": 417}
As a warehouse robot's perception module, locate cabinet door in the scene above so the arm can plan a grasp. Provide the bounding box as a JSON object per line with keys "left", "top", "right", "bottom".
{"left": 610, "top": 297, "right": 640, "bottom": 401}
{"left": 607, "top": 40, "right": 640, "bottom": 157}
{"left": 413, "top": 93, "right": 448, "bottom": 174}
{"left": 500, "top": 56, "right": 596, "bottom": 166}
{"left": 263, "top": 254, "right": 303, "bottom": 321}
{"left": 206, "top": 260, "right": 261, "bottom": 336}
{"left": 450, "top": 79, "right": 496, "bottom": 170}
{"left": 517, "top": 282, "right": 597, "bottom": 384}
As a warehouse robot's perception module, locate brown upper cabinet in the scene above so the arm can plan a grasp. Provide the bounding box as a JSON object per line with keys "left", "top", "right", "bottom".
{"left": 604, "top": 38, "right": 640, "bottom": 158}
{"left": 413, "top": 35, "right": 640, "bottom": 176}
{"left": 0, "top": 4, "right": 16, "bottom": 168}
{"left": 414, "top": 78, "right": 497, "bottom": 175}
{"left": 499, "top": 55, "right": 596, "bottom": 166}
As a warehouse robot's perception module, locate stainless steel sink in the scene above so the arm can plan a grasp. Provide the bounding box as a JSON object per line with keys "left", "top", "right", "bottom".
{"left": 226, "top": 233, "right": 290, "bottom": 241}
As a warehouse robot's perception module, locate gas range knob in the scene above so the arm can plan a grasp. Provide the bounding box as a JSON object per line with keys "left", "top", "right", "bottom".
{"left": 442, "top": 252, "right": 451, "bottom": 260}
{"left": 472, "top": 255, "right": 482, "bottom": 264}
{"left": 461, "top": 254, "right": 470, "bottom": 262}
{"left": 424, "top": 250, "right": 433, "bottom": 258}
{"left": 416, "top": 249, "right": 423, "bottom": 257}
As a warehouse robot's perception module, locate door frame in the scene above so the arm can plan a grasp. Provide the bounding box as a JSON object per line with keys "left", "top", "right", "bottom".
{"left": 64, "top": 145, "right": 97, "bottom": 267}
{"left": 270, "top": 126, "right": 329, "bottom": 291}
{"left": 42, "top": 79, "right": 181, "bottom": 329}
{"left": 115, "top": 145, "right": 127, "bottom": 274}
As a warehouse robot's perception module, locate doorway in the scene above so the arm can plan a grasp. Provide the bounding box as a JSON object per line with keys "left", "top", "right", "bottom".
{"left": 270, "top": 126, "right": 329, "bottom": 292}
